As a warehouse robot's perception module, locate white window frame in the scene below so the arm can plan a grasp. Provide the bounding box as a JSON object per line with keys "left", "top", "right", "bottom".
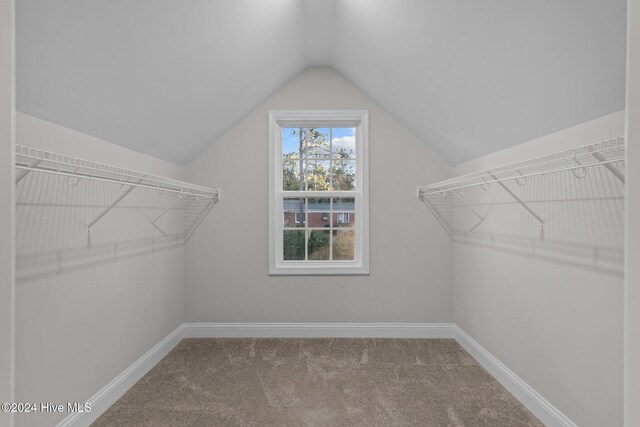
{"left": 268, "top": 110, "right": 370, "bottom": 275}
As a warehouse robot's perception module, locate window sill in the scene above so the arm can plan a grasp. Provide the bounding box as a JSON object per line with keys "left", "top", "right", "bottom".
{"left": 269, "top": 263, "right": 370, "bottom": 275}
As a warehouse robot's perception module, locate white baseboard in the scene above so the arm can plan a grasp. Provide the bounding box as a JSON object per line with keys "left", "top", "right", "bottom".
{"left": 56, "top": 322, "right": 575, "bottom": 427}
{"left": 453, "top": 325, "right": 577, "bottom": 427}
{"left": 56, "top": 325, "right": 185, "bottom": 427}
{"left": 183, "top": 322, "right": 454, "bottom": 339}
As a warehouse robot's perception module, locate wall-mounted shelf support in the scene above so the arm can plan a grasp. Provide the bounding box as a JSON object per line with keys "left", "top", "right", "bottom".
{"left": 151, "top": 193, "right": 185, "bottom": 237}
{"left": 87, "top": 179, "right": 143, "bottom": 233}
{"left": 184, "top": 198, "right": 219, "bottom": 242}
{"left": 490, "top": 173, "right": 544, "bottom": 230}
{"left": 418, "top": 194, "right": 453, "bottom": 239}
{"left": 15, "top": 159, "right": 41, "bottom": 184}
{"left": 592, "top": 152, "right": 625, "bottom": 183}
{"left": 451, "top": 190, "right": 485, "bottom": 232}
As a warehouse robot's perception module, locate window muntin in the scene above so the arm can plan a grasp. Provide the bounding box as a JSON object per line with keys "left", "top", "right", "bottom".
{"left": 269, "top": 111, "right": 369, "bottom": 274}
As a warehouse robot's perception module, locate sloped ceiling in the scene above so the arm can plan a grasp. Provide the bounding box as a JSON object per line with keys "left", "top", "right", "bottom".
{"left": 331, "top": 0, "right": 627, "bottom": 163}
{"left": 16, "top": 0, "right": 308, "bottom": 164}
{"left": 17, "top": 0, "right": 626, "bottom": 165}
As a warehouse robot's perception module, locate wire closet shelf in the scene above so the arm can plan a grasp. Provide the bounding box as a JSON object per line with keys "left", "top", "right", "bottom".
{"left": 416, "top": 137, "right": 626, "bottom": 239}
{"left": 15, "top": 145, "right": 220, "bottom": 241}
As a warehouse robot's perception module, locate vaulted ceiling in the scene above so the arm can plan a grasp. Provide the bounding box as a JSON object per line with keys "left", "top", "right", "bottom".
{"left": 16, "top": 0, "right": 627, "bottom": 165}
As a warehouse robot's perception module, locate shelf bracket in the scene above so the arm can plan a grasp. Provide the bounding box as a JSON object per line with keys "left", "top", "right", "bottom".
{"left": 184, "top": 198, "right": 219, "bottom": 243}
{"left": 490, "top": 174, "right": 544, "bottom": 230}
{"left": 15, "top": 160, "right": 41, "bottom": 184}
{"left": 592, "top": 152, "right": 625, "bottom": 183}
{"left": 150, "top": 193, "right": 186, "bottom": 237}
{"left": 451, "top": 191, "right": 485, "bottom": 233}
{"left": 87, "top": 179, "right": 143, "bottom": 233}
{"left": 417, "top": 193, "right": 454, "bottom": 239}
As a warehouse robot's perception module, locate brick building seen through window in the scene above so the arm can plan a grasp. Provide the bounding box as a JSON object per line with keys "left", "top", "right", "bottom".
{"left": 283, "top": 198, "right": 355, "bottom": 228}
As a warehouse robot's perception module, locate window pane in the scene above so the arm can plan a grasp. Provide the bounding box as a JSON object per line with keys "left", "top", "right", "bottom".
{"left": 283, "top": 230, "right": 305, "bottom": 260}
{"left": 332, "top": 128, "right": 356, "bottom": 158}
{"left": 304, "top": 128, "right": 331, "bottom": 159}
{"left": 283, "top": 198, "right": 305, "bottom": 228}
{"left": 307, "top": 197, "right": 330, "bottom": 228}
{"left": 306, "top": 160, "right": 330, "bottom": 191}
{"left": 282, "top": 128, "right": 302, "bottom": 158}
{"left": 331, "top": 160, "right": 356, "bottom": 190}
{"left": 283, "top": 159, "right": 304, "bottom": 191}
{"left": 332, "top": 230, "right": 355, "bottom": 260}
{"left": 308, "top": 230, "right": 330, "bottom": 260}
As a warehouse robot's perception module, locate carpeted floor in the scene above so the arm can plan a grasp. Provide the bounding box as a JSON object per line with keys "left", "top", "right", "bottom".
{"left": 93, "top": 338, "right": 543, "bottom": 426}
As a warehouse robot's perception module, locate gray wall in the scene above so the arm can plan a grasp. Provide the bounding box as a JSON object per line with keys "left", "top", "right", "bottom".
{"left": 452, "top": 111, "right": 625, "bottom": 426}
{"left": 185, "top": 67, "right": 452, "bottom": 323}
{"left": 14, "top": 114, "right": 186, "bottom": 427}
{"left": 0, "top": 1, "right": 14, "bottom": 427}
{"left": 625, "top": 0, "right": 640, "bottom": 424}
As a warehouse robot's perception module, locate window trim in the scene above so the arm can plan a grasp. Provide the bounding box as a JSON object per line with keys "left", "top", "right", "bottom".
{"left": 268, "top": 110, "right": 370, "bottom": 275}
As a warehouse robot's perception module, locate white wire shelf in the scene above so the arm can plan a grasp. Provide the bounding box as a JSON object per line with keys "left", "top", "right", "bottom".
{"left": 15, "top": 145, "right": 220, "bottom": 239}
{"left": 417, "top": 137, "right": 626, "bottom": 244}
{"left": 418, "top": 137, "right": 625, "bottom": 196}
{"left": 16, "top": 145, "right": 219, "bottom": 198}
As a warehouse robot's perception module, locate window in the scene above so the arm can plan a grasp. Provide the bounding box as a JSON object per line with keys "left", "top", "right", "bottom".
{"left": 336, "top": 213, "right": 350, "bottom": 224}
{"left": 268, "top": 110, "right": 369, "bottom": 274}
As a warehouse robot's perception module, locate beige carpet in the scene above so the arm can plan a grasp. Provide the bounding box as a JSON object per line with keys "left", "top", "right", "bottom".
{"left": 93, "top": 338, "right": 543, "bottom": 426}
